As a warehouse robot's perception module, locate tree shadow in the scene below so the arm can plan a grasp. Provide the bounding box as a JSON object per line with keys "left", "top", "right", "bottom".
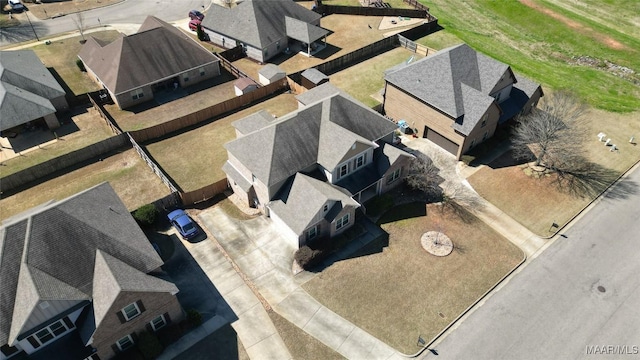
{"left": 175, "top": 324, "right": 245, "bottom": 360}
{"left": 554, "top": 160, "right": 634, "bottom": 200}
{"left": 0, "top": 14, "right": 48, "bottom": 44}
{"left": 377, "top": 201, "right": 427, "bottom": 225}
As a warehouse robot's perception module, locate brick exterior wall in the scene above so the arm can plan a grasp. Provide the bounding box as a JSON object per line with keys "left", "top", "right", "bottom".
{"left": 93, "top": 291, "right": 182, "bottom": 360}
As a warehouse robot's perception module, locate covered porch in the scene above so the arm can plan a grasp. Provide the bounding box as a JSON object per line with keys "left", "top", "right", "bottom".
{"left": 285, "top": 16, "right": 332, "bottom": 58}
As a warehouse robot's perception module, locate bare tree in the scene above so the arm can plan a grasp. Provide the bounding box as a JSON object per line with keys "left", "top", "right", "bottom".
{"left": 73, "top": 12, "right": 86, "bottom": 43}
{"left": 512, "top": 91, "right": 588, "bottom": 169}
{"left": 439, "top": 183, "right": 484, "bottom": 222}
{"left": 404, "top": 152, "right": 441, "bottom": 199}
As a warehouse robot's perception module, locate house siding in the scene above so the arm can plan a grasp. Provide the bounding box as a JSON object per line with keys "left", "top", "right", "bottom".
{"left": 489, "top": 69, "right": 515, "bottom": 98}
{"left": 21, "top": 300, "right": 83, "bottom": 334}
{"left": 178, "top": 62, "right": 221, "bottom": 88}
{"left": 378, "top": 157, "right": 412, "bottom": 195}
{"left": 331, "top": 147, "right": 374, "bottom": 184}
{"left": 93, "top": 291, "right": 182, "bottom": 360}
{"left": 384, "top": 83, "right": 465, "bottom": 153}
{"left": 459, "top": 103, "right": 501, "bottom": 155}
{"left": 329, "top": 206, "right": 356, "bottom": 238}
{"left": 115, "top": 84, "right": 154, "bottom": 109}
{"left": 12, "top": 305, "right": 86, "bottom": 356}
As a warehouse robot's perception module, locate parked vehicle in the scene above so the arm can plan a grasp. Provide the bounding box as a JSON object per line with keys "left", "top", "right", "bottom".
{"left": 188, "top": 19, "right": 201, "bottom": 32}
{"left": 8, "top": 0, "right": 25, "bottom": 12}
{"left": 168, "top": 209, "right": 199, "bottom": 240}
{"left": 189, "top": 10, "right": 205, "bottom": 21}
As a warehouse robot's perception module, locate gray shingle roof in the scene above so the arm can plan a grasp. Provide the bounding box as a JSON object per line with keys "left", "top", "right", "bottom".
{"left": 78, "top": 16, "right": 219, "bottom": 95}
{"left": 0, "top": 50, "right": 65, "bottom": 130}
{"left": 284, "top": 16, "right": 330, "bottom": 44}
{"left": 92, "top": 250, "right": 178, "bottom": 331}
{"left": 232, "top": 110, "right": 275, "bottom": 135}
{"left": 269, "top": 173, "right": 359, "bottom": 234}
{"left": 225, "top": 91, "right": 397, "bottom": 187}
{"left": 222, "top": 161, "right": 253, "bottom": 192}
{"left": 259, "top": 64, "right": 285, "bottom": 79}
{"left": 296, "top": 82, "right": 343, "bottom": 106}
{"left": 0, "top": 183, "right": 167, "bottom": 345}
{"left": 301, "top": 68, "right": 328, "bottom": 84}
{"left": 201, "top": 0, "right": 321, "bottom": 49}
{"left": 385, "top": 44, "right": 513, "bottom": 135}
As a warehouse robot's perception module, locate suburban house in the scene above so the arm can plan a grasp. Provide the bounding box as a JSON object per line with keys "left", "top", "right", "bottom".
{"left": 223, "top": 83, "right": 415, "bottom": 248}
{"left": 0, "top": 50, "right": 68, "bottom": 133}
{"left": 78, "top": 16, "right": 221, "bottom": 109}
{"left": 201, "top": 0, "right": 331, "bottom": 62}
{"left": 0, "top": 183, "right": 182, "bottom": 360}
{"left": 383, "top": 43, "right": 543, "bottom": 159}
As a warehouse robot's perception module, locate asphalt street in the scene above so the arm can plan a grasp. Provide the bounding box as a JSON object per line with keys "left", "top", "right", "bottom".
{"left": 1, "top": 0, "right": 210, "bottom": 46}
{"left": 425, "top": 165, "right": 640, "bottom": 360}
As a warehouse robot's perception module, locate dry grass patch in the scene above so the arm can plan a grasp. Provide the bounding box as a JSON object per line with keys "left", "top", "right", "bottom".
{"left": 1, "top": 107, "right": 114, "bottom": 176}
{"left": 468, "top": 110, "right": 640, "bottom": 236}
{"left": 302, "top": 202, "right": 523, "bottom": 353}
{"left": 330, "top": 47, "right": 420, "bottom": 107}
{"left": 27, "top": 0, "right": 123, "bottom": 19}
{"left": 0, "top": 149, "right": 170, "bottom": 221}
{"left": 145, "top": 94, "right": 298, "bottom": 191}
{"left": 105, "top": 80, "right": 237, "bottom": 131}
{"left": 268, "top": 311, "right": 345, "bottom": 360}
{"left": 30, "top": 31, "right": 122, "bottom": 95}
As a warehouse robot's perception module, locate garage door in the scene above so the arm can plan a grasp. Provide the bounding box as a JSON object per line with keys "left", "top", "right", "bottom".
{"left": 425, "top": 127, "right": 459, "bottom": 156}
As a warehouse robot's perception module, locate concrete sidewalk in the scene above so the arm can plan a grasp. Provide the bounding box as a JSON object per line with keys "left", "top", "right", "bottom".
{"left": 402, "top": 137, "right": 545, "bottom": 257}
{"left": 199, "top": 208, "right": 403, "bottom": 360}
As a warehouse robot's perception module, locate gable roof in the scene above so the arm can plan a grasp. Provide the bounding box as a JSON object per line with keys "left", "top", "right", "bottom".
{"left": 259, "top": 64, "right": 285, "bottom": 79}
{"left": 0, "top": 183, "right": 166, "bottom": 345}
{"left": 269, "top": 173, "right": 359, "bottom": 234}
{"left": 201, "top": 0, "right": 321, "bottom": 49}
{"left": 0, "top": 50, "right": 65, "bottom": 130}
{"left": 232, "top": 110, "right": 275, "bottom": 135}
{"left": 78, "top": 16, "right": 219, "bottom": 95}
{"left": 225, "top": 90, "right": 397, "bottom": 187}
{"left": 385, "top": 44, "right": 515, "bottom": 135}
{"left": 284, "top": 16, "right": 330, "bottom": 44}
{"left": 301, "top": 68, "right": 329, "bottom": 84}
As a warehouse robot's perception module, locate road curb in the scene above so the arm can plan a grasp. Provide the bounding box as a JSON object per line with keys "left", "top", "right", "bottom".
{"left": 400, "top": 251, "right": 527, "bottom": 358}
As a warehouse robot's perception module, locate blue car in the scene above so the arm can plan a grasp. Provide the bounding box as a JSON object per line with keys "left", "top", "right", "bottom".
{"left": 168, "top": 209, "right": 198, "bottom": 240}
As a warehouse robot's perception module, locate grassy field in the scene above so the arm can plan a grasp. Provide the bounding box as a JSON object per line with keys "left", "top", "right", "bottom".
{"left": 323, "top": 0, "right": 414, "bottom": 8}
{"left": 268, "top": 311, "right": 345, "bottom": 360}
{"left": 468, "top": 107, "right": 640, "bottom": 236}
{"left": 1, "top": 107, "right": 114, "bottom": 176}
{"left": 330, "top": 47, "right": 421, "bottom": 107}
{"left": 30, "top": 31, "right": 122, "bottom": 95}
{"left": 145, "top": 94, "right": 299, "bottom": 192}
{"left": 422, "top": 0, "right": 640, "bottom": 112}
{"left": 27, "top": 0, "right": 122, "bottom": 19}
{"left": 303, "top": 202, "right": 523, "bottom": 353}
{"left": 0, "top": 149, "right": 171, "bottom": 220}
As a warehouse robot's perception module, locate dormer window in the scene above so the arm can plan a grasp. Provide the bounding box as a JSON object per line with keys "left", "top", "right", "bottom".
{"left": 355, "top": 154, "right": 366, "bottom": 169}
{"left": 339, "top": 164, "right": 348, "bottom": 178}
{"left": 323, "top": 204, "right": 328, "bottom": 213}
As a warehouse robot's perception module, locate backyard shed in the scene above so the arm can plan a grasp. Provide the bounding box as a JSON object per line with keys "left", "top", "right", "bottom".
{"left": 300, "top": 68, "right": 329, "bottom": 89}
{"left": 258, "top": 64, "right": 286, "bottom": 86}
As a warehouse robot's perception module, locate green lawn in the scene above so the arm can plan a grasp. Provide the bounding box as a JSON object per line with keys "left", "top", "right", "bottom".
{"left": 422, "top": 0, "right": 640, "bottom": 112}
{"left": 331, "top": 47, "right": 421, "bottom": 107}
{"left": 30, "top": 31, "right": 122, "bottom": 95}
{"left": 0, "top": 149, "right": 171, "bottom": 221}
{"left": 303, "top": 202, "right": 524, "bottom": 353}
{"left": 145, "top": 94, "right": 299, "bottom": 192}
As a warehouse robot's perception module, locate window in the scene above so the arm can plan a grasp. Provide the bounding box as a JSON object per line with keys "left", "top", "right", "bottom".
{"left": 25, "top": 318, "right": 72, "bottom": 348}
{"left": 183, "top": 74, "right": 190, "bottom": 82}
{"left": 339, "top": 164, "right": 348, "bottom": 178}
{"left": 35, "top": 328, "right": 55, "bottom": 345}
{"left": 122, "top": 302, "right": 141, "bottom": 321}
{"left": 355, "top": 154, "right": 366, "bottom": 169}
{"left": 83, "top": 354, "right": 100, "bottom": 360}
{"left": 336, "top": 214, "right": 349, "bottom": 230}
{"left": 387, "top": 169, "right": 400, "bottom": 184}
{"left": 116, "top": 335, "right": 134, "bottom": 351}
{"left": 323, "top": 204, "right": 328, "bottom": 213}
{"left": 307, "top": 226, "right": 317, "bottom": 240}
{"left": 150, "top": 315, "right": 167, "bottom": 331}
{"left": 130, "top": 88, "right": 144, "bottom": 100}
{"left": 480, "top": 114, "right": 487, "bottom": 128}
{"left": 199, "top": 67, "right": 205, "bottom": 76}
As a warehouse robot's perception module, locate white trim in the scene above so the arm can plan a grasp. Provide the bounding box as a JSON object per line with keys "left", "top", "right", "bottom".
{"left": 121, "top": 302, "right": 141, "bottom": 321}
{"left": 336, "top": 213, "right": 349, "bottom": 230}
{"left": 116, "top": 334, "right": 134, "bottom": 351}
{"left": 150, "top": 314, "right": 167, "bottom": 331}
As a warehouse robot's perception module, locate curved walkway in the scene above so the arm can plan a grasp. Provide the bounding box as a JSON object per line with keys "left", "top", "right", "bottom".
{"left": 198, "top": 208, "right": 403, "bottom": 360}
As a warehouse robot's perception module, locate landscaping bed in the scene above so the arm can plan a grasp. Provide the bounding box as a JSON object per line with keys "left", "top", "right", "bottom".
{"left": 302, "top": 202, "right": 523, "bottom": 353}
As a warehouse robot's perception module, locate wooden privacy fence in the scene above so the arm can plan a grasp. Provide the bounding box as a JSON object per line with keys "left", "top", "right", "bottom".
{"left": 127, "top": 133, "right": 179, "bottom": 193}
{"left": 128, "top": 80, "right": 289, "bottom": 143}
{"left": 88, "top": 91, "right": 122, "bottom": 135}
{"left": 218, "top": 53, "right": 254, "bottom": 82}
{"left": 315, "top": 3, "right": 428, "bottom": 18}
{"left": 180, "top": 179, "right": 229, "bottom": 206}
